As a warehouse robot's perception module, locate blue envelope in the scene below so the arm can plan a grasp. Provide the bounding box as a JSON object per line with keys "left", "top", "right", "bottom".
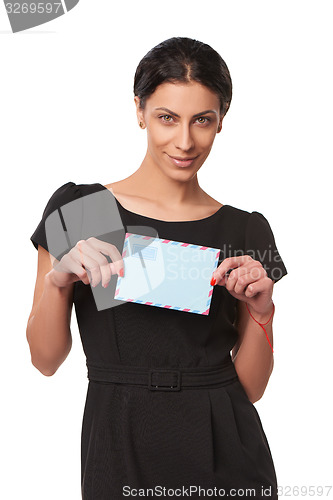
{"left": 114, "top": 233, "right": 221, "bottom": 315}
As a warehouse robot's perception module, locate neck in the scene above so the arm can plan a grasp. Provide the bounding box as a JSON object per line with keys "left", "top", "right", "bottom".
{"left": 118, "top": 151, "right": 206, "bottom": 207}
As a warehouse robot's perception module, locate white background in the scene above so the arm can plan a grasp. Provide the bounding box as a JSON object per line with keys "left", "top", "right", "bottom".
{"left": 1, "top": 1, "right": 332, "bottom": 498}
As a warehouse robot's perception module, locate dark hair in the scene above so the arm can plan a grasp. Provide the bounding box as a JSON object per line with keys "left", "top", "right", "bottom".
{"left": 133, "top": 37, "right": 232, "bottom": 117}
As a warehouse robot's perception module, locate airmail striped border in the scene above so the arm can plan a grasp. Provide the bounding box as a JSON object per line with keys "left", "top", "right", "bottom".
{"left": 114, "top": 233, "right": 220, "bottom": 315}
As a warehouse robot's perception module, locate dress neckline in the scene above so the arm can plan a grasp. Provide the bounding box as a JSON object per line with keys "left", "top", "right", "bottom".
{"left": 97, "top": 183, "right": 228, "bottom": 223}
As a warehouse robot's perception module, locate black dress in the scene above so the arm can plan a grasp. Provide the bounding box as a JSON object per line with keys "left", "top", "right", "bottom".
{"left": 30, "top": 181, "right": 288, "bottom": 499}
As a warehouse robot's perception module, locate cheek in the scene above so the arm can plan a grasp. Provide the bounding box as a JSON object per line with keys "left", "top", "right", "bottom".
{"left": 193, "top": 129, "right": 216, "bottom": 149}
{"left": 147, "top": 125, "right": 173, "bottom": 148}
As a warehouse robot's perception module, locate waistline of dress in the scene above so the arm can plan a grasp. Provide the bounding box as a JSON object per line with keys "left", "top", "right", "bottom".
{"left": 86, "top": 358, "right": 239, "bottom": 391}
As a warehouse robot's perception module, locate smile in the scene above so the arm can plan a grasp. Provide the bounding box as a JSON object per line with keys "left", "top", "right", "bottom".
{"left": 167, "top": 154, "right": 199, "bottom": 168}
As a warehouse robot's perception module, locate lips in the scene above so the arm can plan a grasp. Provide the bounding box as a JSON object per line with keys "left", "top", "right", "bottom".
{"left": 167, "top": 154, "right": 198, "bottom": 168}
{"left": 170, "top": 156, "right": 197, "bottom": 161}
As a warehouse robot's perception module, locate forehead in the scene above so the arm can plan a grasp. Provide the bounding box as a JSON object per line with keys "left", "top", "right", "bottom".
{"left": 146, "top": 81, "right": 220, "bottom": 112}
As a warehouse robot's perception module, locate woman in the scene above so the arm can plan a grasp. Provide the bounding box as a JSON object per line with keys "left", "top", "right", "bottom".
{"left": 28, "top": 37, "right": 288, "bottom": 499}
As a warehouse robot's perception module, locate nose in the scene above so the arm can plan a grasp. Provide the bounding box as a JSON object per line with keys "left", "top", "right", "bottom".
{"left": 174, "top": 123, "right": 195, "bottom": 152}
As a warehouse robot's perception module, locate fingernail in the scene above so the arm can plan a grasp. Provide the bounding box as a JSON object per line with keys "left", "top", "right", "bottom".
{"left": 119, "top": 268, "right": 124, "bottom": 278}
{"left": 210, "top": 276, "right": 217, "bottom": 286}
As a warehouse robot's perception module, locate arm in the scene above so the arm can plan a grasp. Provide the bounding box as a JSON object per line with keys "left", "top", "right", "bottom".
{"left": 211, "top": 255, "right": 276, "bottom": 404}
{"left": 231, "top": 297, "right": 274, "bottom": 403}
{"left": 26, "top": 245, "right": 74, "bottom": 376}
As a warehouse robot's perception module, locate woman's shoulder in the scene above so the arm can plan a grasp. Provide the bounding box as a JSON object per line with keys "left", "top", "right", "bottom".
{"left": 39, "top": 181, "right": 80, "bottom": 217}
{"left": 222, "top": 202, "right": 270, "bottom": 220}
{"left": 220, "top": 204, "right": 274, "bottom": 240}
{"left": 46, "top": 180, "right": 105, "bottom": 203}
{"left": 222, "top": 203, "right": 253, "bottom": 221}
{"left": 37, "top": 181, "right": 107, "bottom": 220}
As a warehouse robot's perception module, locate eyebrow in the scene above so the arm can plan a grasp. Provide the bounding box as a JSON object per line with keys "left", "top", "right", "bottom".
{"left": 154, "top": 107, "right": 217, "bottom": 118}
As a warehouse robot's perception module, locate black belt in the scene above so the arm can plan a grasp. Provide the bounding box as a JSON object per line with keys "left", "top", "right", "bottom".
{"left": 86, "top": 358, "right": 239, "bottom": 392}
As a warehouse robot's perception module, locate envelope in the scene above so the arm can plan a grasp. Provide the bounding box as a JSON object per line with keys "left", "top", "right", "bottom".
{"left": 114, "top": 233, "right": 221, "bottom": 315}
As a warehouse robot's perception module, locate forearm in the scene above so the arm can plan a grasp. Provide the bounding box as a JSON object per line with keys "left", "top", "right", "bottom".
{"left": 232, "top": 301, "right": 274, "bottom": 403}
{"left": 26, "top": 272, "right": 74, "bottom": 376}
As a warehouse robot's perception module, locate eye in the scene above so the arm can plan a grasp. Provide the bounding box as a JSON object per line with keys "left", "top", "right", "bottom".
{"left": 159, "top": 114, "right": 174, "bottom": 123}
{"left": 196, "top": 117, "right": 211, "bottom": 124}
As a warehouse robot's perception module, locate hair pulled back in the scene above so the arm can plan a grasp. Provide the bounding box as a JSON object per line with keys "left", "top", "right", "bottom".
{"left": 134, "top": 37, "right": 232, "bottom": 117}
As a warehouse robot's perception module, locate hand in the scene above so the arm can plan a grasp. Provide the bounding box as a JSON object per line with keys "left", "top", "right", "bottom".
{"left": 47, "top": 237, "right": 124, "bottom": 289}
{"left": 211, "top": 255, "right": 274, "bottom": 318}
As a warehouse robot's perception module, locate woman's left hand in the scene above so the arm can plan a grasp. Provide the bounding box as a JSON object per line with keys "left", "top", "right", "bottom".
{"left": 210, "top": 255, "right": 274, "bottom": 317}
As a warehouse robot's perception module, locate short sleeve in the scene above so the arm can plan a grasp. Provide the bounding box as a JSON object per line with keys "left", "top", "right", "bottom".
{"left": 245, "top": 211, "right": 288, "bottom": 283}
{"left": 30, "top": 181, "right": 82, "bottom": 258}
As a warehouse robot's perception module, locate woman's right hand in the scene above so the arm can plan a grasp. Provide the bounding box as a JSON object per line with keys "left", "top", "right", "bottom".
{"left": 47, "top": 237, "right": 124, "bottom": 288}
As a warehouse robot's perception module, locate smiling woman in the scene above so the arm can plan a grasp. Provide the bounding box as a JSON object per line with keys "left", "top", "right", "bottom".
{"left": 131, "top": 41, "right": 230, "bottom": 194}
{"left": 28, "top": 37, "right": 287, "bottom": 500}
{"left": 132, "top": 80, "right": 223, "bottom": 181}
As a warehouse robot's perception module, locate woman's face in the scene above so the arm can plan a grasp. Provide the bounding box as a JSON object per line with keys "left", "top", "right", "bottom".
{"left": 134, "top": 80, "right": 223, "bottom": 179}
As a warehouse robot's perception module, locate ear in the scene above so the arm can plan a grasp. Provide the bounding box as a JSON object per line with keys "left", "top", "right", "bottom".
{"left": 217, "top": 104, "right": 229, "bottom": 133}
{"left": 134, "top": 96, "right": 145, "bottom": 127}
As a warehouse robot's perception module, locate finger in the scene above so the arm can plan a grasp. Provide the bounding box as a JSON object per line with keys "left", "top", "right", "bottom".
{"left": 222, "top": 261, "right": 259, "bottom": 288}
{"left": 212, "top": 255, "right": 253, "bottom": 284}
{"left": 215, "top": 257, "right": 258, "bottom": 287}
{"left": 230, "top": 266, "right": 267, "bottom": 295}
{"left": 71, "top": 243, "right": 102, "bottom": 287}
{"left": 75, "top": 239, "right": 123, "bottom": 288}
{"left": 54, "top": 254, "right": 91, "bottom": 285}
{"left": 83, "top": 239, "right": 114, "bottom": 287}
{"left": 76, "top": 242, "right": 92, "bottom": 285}
{"left": 217, "top": 268, "right": 233, "bottom": 287}
{"left": 245, "top": 276, "right": 273, "bottom": 298}
{"left": 87, "top": 238, "right": 125, "bottom": 279}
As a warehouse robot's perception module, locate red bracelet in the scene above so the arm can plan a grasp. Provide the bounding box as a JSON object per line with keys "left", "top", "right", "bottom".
{"left": 245, "top": 301, "right": 275, "bottom": 353}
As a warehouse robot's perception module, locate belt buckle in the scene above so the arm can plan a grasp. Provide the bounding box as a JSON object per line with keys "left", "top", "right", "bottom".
{"left": 148, "top": 369, "right": 181, "bottom": 391}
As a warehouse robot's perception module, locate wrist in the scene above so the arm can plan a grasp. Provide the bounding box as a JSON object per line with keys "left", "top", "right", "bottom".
{"left": 45, "top": 270, "right": 72, "bottom": 292}
{"left": 45, "top": 270, "right": 59, "bottom": 288}
{"left": 246, "top": 300, "right": 275, "bottom": 324}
